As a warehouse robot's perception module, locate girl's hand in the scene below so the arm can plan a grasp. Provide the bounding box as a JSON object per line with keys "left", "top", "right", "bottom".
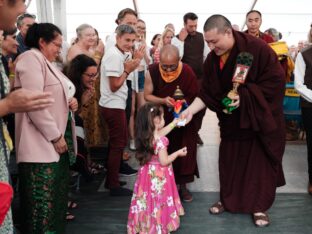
{"left": 172, "top": 118, "right": 179, "bottom": 126}
{"left": 69, "top": 97, "right": 78, "bottom": 112}
{"left": 178, "top": 147, "right": 187, "bottom": 157}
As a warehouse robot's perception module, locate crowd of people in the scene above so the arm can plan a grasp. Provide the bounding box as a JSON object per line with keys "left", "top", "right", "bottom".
{"left": 1, "top": 0, "right": 312, "bottom": 233}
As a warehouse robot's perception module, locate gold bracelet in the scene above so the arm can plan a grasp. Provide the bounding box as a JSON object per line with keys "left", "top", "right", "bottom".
{"left": 169, "top": 122, "right": 175, "bottom": 129}
{"left": 9, "top": 73, "right": 15, "bottom": 79}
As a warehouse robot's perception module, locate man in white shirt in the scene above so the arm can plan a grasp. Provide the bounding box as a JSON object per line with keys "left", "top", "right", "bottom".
{"left": 100, "top": 24, "right": 141, "bottom": 196}
{"left": 294, "top": 36, "right": 312, "bottom": 195}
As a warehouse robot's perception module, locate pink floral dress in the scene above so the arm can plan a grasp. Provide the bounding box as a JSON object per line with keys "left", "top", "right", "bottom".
{"left": 127, "top": 136, "right": 184, "bottom": 234}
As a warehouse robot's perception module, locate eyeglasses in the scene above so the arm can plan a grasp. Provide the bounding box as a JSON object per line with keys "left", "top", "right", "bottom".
{"left": 51, "top": 41, "right": 62, "bottom": 49}
{"left": 83, "top": 72, "right": 98, "bottom": 79}
{"left": 160, "top": 63, "right": 178, "bottom": 71}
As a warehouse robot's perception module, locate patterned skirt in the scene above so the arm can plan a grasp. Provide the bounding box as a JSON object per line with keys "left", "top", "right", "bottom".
{"left": 18, "top": 153, "right": 69, "bottom": 234}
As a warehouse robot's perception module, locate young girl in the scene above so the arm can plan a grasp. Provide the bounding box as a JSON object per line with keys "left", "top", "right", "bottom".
{"left": 127, "top": 103, "right": 187, "bottom": 234}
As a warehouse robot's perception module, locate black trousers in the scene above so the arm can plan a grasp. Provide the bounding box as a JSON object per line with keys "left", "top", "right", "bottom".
{"left": 302, "top": 108, "right": 312, "bottom": 183}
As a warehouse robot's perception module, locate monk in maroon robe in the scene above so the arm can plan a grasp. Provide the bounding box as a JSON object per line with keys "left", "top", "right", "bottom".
{"left": 144, "top": 45, "right": 200, "bottom": 202}
{"left": 244, "top": 10, "right": 274, "bottom": 44}
{"left": 183, "top": 15, "right": 285, "bottom": 227}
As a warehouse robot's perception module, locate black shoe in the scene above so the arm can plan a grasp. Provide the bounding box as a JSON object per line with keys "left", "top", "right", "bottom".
{"left": 197, "top": 134, "right": 204, "bottom": 145}
{"left": 119, "top": 162, "right": 137, "bottom": 176}
{"left": 110, "top": 187, "right": 132, "bottom": 196}
{"left": 119, "top": 181, "right": 127, "bottom": 186}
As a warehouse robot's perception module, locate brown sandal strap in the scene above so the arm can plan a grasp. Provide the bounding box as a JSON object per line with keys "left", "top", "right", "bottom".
{"left": 253, "top": 213, "right": 270, "bottom": 227}
{"left": 209, "top": 201, "right": 225, "bottom": 214}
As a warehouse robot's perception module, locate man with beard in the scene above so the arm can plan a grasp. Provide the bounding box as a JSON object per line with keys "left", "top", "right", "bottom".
{"left": 174, "top": 12, "right": 210, "bottom": 146}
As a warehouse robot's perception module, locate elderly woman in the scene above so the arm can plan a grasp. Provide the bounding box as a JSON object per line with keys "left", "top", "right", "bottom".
{"left": 67, "top": 24, "right": 96, "bottom": 61}
{"left": 14, "top": 23, "right": 77, "bottom": 233}
{"left": 67, "top": 24, "right": 106, "bottom": 148}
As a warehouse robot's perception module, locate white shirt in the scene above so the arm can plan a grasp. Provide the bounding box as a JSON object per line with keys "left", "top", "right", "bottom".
{"left": 294, "top": 52, "right": 312, "bottom": 103}
{"left": 99, "top": 46, "right": 128, "bottom": 109}
{"left": 105, "top": 32, "right": 117, "bottom": 52}
{"left": 172, "top": 35, "right": 210, "bottom": 61}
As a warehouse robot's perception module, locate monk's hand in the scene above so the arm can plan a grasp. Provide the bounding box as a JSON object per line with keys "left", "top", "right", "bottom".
{"left": 180, "top": 108, "right": 193, "bottom": 125}
{"left": 69, "top": 97, "right": 78, "bottom": 112}
{"left": 228, "top": 94, "right": 240, "bottom": 108}
{"left": 5, "top": 89, "right": 54, "bottom": 113}
{"left": 52, "top": 135, "right": 68, "bottom": 154}
{"left": 164, "top": 96, "right": 175, "bottom": 107}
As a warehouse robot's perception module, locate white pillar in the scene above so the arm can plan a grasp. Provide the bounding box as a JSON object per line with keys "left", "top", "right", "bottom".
{"left": 53, "top": 0, "right": 67, "bottom": 41}
{"left": 35, "top": 0, "right": 53, "bottom": 23}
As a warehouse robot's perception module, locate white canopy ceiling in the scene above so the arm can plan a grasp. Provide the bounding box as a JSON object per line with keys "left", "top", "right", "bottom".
{"left": 28, "top": 0, "right": 312, "bottom": 46}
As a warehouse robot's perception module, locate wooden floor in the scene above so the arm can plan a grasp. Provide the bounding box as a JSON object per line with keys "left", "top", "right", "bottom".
{"left": 66, "top": 187, "right": 312, "bottom": 234}
{"left": 66, "top": 110, "right": 312, "bottom": 234}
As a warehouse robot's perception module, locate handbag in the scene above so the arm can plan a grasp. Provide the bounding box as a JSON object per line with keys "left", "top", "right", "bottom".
{"left": 0, "top": 181, "right": 13, "bottom": 226}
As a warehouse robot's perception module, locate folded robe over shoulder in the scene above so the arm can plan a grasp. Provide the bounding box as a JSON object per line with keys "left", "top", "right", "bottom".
{"left": 199, "top": 30, "right": 286, "bottom": 213}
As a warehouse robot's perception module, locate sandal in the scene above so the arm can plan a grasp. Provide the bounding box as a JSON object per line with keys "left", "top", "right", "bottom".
{"left": 66, "top": 212, "right": 75, "bottom": 221}
{"left": 68, "top": 201, "right": 77, "bottom": 209}
{"left": 179, "top": 188, "right": 193, "bottom": 202}
{"left": 253, "top": 212, "right": 270, "bottom": 227}
{"left": 89, "top": 167, "right": 101, "bottom": 175}
{"left": 209, "top": 201, "right": 225, "bottom": 215}
{"left": 89, "top": 162, "right": 104, "bottom": 170}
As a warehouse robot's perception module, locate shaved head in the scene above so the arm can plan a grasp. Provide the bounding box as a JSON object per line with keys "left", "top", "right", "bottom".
{"left": 160, "top": 44, "right": 179, "bottom": 63}
{"left": 203, "top": 14, "right": 232, "bottom": 33}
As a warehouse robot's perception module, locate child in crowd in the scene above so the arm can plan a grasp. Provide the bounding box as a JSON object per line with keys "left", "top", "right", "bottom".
{"left": 127, "top": 103, "right": 187, "bottom": 233}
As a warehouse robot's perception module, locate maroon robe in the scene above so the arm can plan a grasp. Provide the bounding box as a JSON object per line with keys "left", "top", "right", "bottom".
{"left": 244, "top": 30, "right": 274, "bottom": 44}
{"left": 199, "top": 31, "right": 286, "bottom": 213}
{"left": 149, "top": 63, "right": 200, "bottom": 184}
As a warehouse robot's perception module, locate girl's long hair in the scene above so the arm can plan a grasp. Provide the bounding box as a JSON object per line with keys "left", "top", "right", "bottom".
{"left": 63, "top": 54, "right": 97, "bottom": 105}
{"left": 135, "top": 103, "right": 163, "bottom": 165}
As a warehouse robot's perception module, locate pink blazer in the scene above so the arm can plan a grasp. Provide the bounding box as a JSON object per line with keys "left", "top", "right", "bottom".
{"left": 15, "top": 49, "right": 76, "bottom": 163}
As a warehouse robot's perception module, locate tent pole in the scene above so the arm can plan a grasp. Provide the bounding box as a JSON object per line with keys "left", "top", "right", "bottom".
{"left": 133, "top": 0, "right": 140, "bottom": 18}
{"left": 241, "top": 0, "right": 258, "bottom": 31}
